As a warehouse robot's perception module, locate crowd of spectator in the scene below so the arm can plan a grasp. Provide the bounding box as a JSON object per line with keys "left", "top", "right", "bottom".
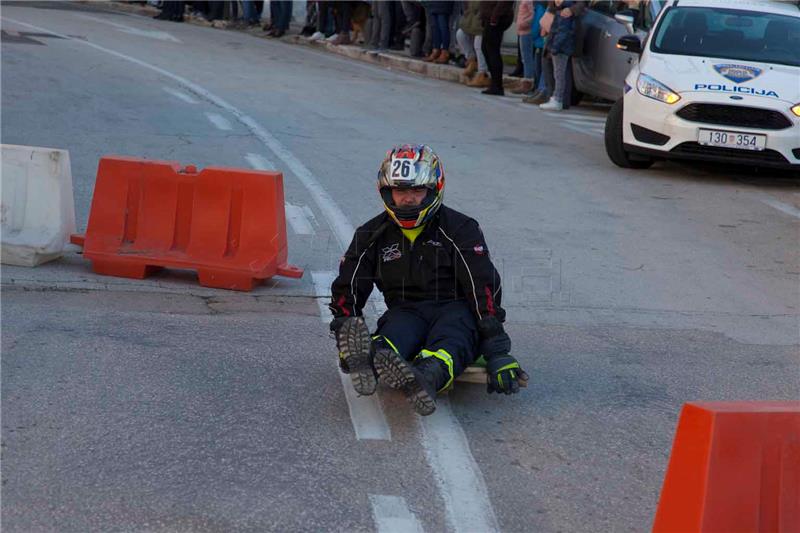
{"left": 153, "top": 1, "right": 586, "bottom": 109}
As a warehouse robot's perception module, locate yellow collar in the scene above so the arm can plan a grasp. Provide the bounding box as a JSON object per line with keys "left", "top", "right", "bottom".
{"left": 400, "top": 225, "right": 425, "bottom": 244}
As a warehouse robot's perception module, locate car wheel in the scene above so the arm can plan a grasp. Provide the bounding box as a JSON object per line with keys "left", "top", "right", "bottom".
{"left": 605, "top": 98, "right": 654, "bottom": 169}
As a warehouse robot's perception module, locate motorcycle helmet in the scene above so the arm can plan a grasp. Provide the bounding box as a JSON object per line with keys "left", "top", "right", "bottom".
{"left": 377, "top": 144, "right": 445, "bottom": 228}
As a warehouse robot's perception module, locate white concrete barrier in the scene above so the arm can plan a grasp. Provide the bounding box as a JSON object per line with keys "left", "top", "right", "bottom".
{"left": 1, "top": 144, "right": 76, "bottom": 266}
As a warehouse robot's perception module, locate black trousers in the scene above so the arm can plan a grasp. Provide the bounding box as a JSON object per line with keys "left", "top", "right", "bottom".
{"left": 316, "top": 0, "right": 331, "bottom": 34}
{"left": 206, "top": 0, "right": 224, "bottom": 21}
{"left": 269, "top": 1, "right": 292, "bottom": 30}
{"left": 162, "top": 1, "right": 185, "bottom": 17}
{"left": 481, "top": 16, "right": 513, "bottom": 90}
{"left": 334, "top": 1, "right": 352, "bottom": 33}
{"left": 374, "top": 300, "right": 479, "bottom": 378}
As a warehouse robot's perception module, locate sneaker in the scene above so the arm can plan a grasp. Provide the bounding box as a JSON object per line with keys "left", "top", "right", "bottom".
{"left": 337, "top": 317, "right": 377, "bottom": 396}
{"left": 309, "top": 31, "right": 325, "bottom": 41}
{"left": 539, "top": 97, "right": 563, "bottom": 110}
{"left": 325, "top": 33, "right": 339, "bottom": 42}
{"left": 374, "top": 349, "right": 439, "bottom": 416}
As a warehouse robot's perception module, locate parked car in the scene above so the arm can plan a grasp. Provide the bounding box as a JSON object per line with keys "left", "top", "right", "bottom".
{"left": 604, "top": 0, "right": 800, "bottom": 170}
{"left": 573, "top": 0, "right": 665, "bottom": 102}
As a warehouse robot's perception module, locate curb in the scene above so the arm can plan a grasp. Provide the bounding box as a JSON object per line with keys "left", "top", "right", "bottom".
{"left": 284, "top": 35, "right": 527, "bottom": 89}
{"left": 285, "top": 35, "right": 472, "bottom": 85}
{"left": 105, "top": 2, "right": 525, "bottom": 89}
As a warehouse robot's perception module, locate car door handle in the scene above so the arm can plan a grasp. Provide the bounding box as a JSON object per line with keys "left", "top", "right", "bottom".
{"left": 604, "top": 31, "right": 612, "bottom": 38}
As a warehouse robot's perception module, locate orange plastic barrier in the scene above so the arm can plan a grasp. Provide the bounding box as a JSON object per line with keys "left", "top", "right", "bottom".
{"left": 71, "top": 156, "right": 303, "bottom": 291}
{"left": 653, "top": 401, "right": 800, "bottom": 533}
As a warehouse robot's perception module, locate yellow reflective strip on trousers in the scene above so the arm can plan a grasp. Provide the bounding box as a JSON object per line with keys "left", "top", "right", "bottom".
{"left": 373, "top": 334, "right": 400, "bottom": 355}
{"left": 419, "top": 348, "right": 454, "bottom": 392}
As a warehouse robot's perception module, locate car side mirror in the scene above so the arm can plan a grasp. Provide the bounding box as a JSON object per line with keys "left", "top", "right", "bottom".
{"left": 616, "top": 34, "right": 642, "bottom": 54}
{"left": 614, "top": 9, "right": 637, "bottom": 34}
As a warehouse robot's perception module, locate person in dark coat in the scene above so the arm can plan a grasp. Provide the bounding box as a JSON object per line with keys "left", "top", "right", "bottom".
{"left": 330, "top": 145, "right": 528, "bottom": 416}
{"left": 265, "top": 0, "right": 293, "bottom": 37}
{"left": 539, "top": 0, "right": 584, "bottom": 110}
{"left": 401, "top": 0, "right": 426, "bottom": 57}
{"left": 478, "top": 1, "right": 514, "bottom": 95}
{"left": 422, "top": 1, "right": 454, "bottom": 64}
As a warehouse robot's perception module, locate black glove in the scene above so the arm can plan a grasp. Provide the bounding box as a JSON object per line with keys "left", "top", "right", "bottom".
{"left": 477, "top": 316, "right": 511, "bottom": 359}
{"left": 477, "top": 317, "right": 527, "bottom": 394}
{"left": 479, "top": 331, "right": 511, "bottom": 359}
{"left": 486, "top": 354, "right": 528, "bottom": 395}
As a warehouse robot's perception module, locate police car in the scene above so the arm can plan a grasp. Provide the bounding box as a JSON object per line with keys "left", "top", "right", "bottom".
{"left": 604, "top": 0, "right": 800, "bottom": 171}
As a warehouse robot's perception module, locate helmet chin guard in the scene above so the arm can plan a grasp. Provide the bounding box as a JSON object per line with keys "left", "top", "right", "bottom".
{"left": 377, "top": 144, "right": 445, "bottom": 228}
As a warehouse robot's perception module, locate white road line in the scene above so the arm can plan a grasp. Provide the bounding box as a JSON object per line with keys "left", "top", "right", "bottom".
{"left": 369, "top": 495, "right": 424, "bottom": 533}
{"left": 73, "top": 13, "right": 182, "bottom": 42}
{"left": 372, "top": 299, "right": 388, "bottom": 316}
{"left": 244, "top": 152, "right": 277, "bottom": 170}
{"left": 421, "top": 397, "right": 500, "bottom": 533}
{"left": 236, "top": 115, "right": 356, "bottom": 250}
{"left": 205, "top": 112, "right": 232, "bottom": 131}
{"left": 249, "top": 156, "right": 320, "bottom": 236}
{"left": 301, "top": 205, "right": 318, "bottom": 227}
{"left": 760, "top": 197, "right": 800, "bottom": 219}
{"left": 312, "top": 271, "right": 391, "bottom": 441}
{"left": 3, "top": 17, "right": 495, "bottom": 525}
{"left": 470, "top": 93, "right": 519, "bottom": 110}
{"left": 311, "top": 271, "right": 334, "bottom": 324}
{"left": 561, "top": 115, "right": 606, "bottom": 123}
{"left": 163, "top": 87, "right": 198, "bottom": 104}
{"left": 563, "top": 118, "right": 606, "bottom": 127}
{"left": 285, "top": 203, "right": 316, "bottom": 235}
{"left": 561, "top": 119, "right": 606, "bottom": 135}
{"left": 562, "top": 122, "right": 602, "bottom": 137}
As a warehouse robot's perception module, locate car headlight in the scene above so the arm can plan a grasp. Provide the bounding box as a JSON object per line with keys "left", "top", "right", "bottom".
{"left": 637, "top": 74, "right": 681, "bottom": 104}
{"left": 791, "top": 104, "right": 800, "bottom": 117}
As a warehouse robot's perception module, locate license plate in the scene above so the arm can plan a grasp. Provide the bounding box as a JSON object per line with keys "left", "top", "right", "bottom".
{"left": 698, "top": 129, "right": 766, "bottom": 151}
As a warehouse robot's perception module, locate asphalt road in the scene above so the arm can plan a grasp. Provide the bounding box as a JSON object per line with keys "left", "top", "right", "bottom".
{"left": 2, "top": 3, "right": 798, "bottom": 532}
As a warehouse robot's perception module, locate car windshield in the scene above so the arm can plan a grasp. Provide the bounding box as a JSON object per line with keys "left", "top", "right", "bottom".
{"left": 651, "top": 6, "right": 800, "bottom": 67}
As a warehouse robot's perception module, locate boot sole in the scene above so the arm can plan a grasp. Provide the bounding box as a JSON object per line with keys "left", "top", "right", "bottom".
{"left": 373, "top": 350, "right": 436, "bottom": 416}
{"left": 340, "top": 319, "right": 377, "bottom": 396}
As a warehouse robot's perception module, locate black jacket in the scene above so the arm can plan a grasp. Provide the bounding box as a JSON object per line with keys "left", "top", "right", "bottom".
{"left": 330, "top": 205, "right": 506, "bottom": 325}
{"left": 479, "top": 1, "right": 515, "bottom": 26}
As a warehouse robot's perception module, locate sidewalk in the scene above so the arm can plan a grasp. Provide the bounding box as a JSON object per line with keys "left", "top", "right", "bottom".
{"left": 106, "top": 1, "right": 525, "bottom": 89}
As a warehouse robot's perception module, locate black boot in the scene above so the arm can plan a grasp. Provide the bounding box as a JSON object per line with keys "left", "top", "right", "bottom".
{"left": 337, "top": 317, "right": 377, "bottom": 396}
{"left": 374, "top": 350, "right": 448, "bottom": 416}
{"left": 482, "top": 86, "right": 505, "bottom": 96}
